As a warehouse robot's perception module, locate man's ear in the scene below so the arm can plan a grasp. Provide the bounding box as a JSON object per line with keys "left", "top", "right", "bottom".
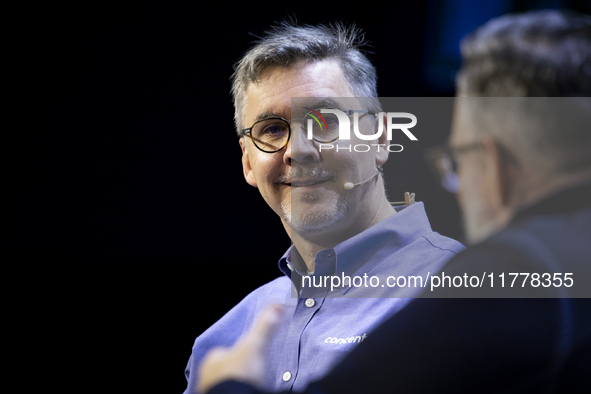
{"left": 482, "top": 136, "right": 514, "bottom": 208}
{"left": 240, "top": 138, "right": 258, "bottom": 188}
{"left": 375, "top": 113, "right": 390, "bottom": 166}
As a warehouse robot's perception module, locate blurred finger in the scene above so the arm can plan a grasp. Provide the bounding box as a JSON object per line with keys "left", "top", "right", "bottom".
{"left": 239, "top": 303, "right": 285, "bottom": 350}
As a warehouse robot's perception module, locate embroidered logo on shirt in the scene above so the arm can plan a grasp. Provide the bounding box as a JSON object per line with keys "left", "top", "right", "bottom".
{"left": 324, "top": 333, "right": 367, "bottom": 345}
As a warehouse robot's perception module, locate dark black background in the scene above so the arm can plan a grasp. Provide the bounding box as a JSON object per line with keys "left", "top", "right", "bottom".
{"left": 10, "top": 1, "right": 589, "bottom": 393}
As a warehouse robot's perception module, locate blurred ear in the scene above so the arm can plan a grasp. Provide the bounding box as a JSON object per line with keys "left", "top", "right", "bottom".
{"left": 240, "top": 138, "right": 258, "bottom": 188}
{"left": 375, "top": 113, "right": 390, "bottom": 166}
{"left": 481, "top": 136, "right": 514, "bottom": 208}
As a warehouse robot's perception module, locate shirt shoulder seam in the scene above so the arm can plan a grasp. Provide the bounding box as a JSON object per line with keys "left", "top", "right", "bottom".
{"left": 422, "top": 233, "right": 462, "bottom": 255}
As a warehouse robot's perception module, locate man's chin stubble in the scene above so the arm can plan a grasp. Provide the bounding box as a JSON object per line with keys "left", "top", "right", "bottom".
{"left": 280, "top": 193, "right": 349, "bottom": 233}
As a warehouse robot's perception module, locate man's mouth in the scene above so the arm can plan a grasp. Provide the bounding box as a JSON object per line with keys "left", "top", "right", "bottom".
{"left": 275, "top": 167, "right": 336, "bottom": 188}
{"left": 289, "top": 179, "right": 331, "bottom": 187}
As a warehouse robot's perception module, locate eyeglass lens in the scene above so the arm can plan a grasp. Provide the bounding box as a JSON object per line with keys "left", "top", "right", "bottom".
{"left": 250, "top": 113, "right": 343, "bottom": 152}
{"left": 434, "top": 152, "right": 460, "bottom": 193}
{"left": 251, "top": 119, "right": 290, "bottom": 152}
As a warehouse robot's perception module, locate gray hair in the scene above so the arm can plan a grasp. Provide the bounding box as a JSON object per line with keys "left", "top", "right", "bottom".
{"left": 231, "top": 21, "right": 381, "bottom": 134}
{"left": 456, "top": 10, "right": 591, "bottom": 174}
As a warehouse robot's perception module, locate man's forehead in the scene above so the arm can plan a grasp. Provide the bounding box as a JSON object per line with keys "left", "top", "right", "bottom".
{"left": 251, "top": 98, "right": 338, "bottom": 121}
{"left": 293, "top": 97, "right": 345, "bottom": 110}
{"left": 252, "top": 97, "right": 366, "bottom": 123}
{"left": 243, "top": 60, "right": 358, "bottom": 123}
{"left": 293, "top": 97, "right": 368, "bottom": 116}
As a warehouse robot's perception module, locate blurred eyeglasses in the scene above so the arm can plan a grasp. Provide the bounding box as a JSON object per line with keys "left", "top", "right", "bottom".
{"left": 423, "top": 143, "right": 482, "bottom": 193}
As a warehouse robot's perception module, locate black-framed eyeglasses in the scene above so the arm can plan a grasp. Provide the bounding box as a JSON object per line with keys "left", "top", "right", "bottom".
{"left": 423, "top": 142, "right": 482, "bottom": 193}
{"left": 239, "top": 110, "right": 375, "bottom": 153}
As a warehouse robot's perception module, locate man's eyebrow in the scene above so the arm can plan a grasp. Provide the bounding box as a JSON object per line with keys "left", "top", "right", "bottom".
{"left": 304, "top": 99, "right": 341, "bottom": 110}
{"left": 254, "top": 111, "right": 286, "bottom": 123}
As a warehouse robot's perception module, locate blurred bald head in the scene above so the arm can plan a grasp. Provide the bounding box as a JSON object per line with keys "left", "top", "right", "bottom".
{"left": 457, "top": 9, "right": 591, "bottom": 97}
{"left": 452, "top": 10, "right": 591, "bottom": 244}
{"left": 456, "top": 10, "right": 591, "bottom": 176}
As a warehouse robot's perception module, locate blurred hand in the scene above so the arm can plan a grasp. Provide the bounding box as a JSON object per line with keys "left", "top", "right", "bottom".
{"left": 197, "top": 303, "right": 284, "bottom": 393}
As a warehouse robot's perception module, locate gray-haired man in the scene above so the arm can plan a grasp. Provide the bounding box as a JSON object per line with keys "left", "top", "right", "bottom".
{"left": 182, "top": 23, "right": 463, "bottom": 393}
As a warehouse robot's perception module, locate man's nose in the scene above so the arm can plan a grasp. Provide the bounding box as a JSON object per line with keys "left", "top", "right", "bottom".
{"left": 283, "top": 123, "right": 320, "bottom": 166}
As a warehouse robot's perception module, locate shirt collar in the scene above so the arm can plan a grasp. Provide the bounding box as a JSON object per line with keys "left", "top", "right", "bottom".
{"left": 278, "top": 202, "right": 433, "bottom": 284}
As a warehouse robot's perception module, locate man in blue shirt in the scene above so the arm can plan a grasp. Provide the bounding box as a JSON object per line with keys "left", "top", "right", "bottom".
{"left": 196, "top": 10, "right": 591, "bottom": 394}
{"left": 183, "top": 22, "right": 464, "bottom": 393}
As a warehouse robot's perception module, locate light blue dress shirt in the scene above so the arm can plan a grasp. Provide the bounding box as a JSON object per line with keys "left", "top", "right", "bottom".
{"left": 183, "top": 202, "right": 464, "bottom": 393}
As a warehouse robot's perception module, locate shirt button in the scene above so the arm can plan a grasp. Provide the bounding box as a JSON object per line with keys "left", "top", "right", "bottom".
{"left": 283, "top": 371, "right": 292, "bottom": 382}
{"left": 305, "top": 298, "right": 315, "bottom": 308}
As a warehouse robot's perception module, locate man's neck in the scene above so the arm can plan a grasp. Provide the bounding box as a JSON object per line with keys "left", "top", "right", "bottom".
{"left": 286, "top": 197, "right": 396, "bottom": 273}
{"left": 511, "top": 170, "right": 591, "bottom": 218}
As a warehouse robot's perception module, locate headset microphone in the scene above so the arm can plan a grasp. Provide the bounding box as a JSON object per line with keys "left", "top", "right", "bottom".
{"left": 344, "top": 168, "right": 380, "bottom": 190}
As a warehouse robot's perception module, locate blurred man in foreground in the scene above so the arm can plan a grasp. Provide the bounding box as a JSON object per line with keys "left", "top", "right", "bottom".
{"left": 198, "top": 10, "right": 591, "bottom": 393}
